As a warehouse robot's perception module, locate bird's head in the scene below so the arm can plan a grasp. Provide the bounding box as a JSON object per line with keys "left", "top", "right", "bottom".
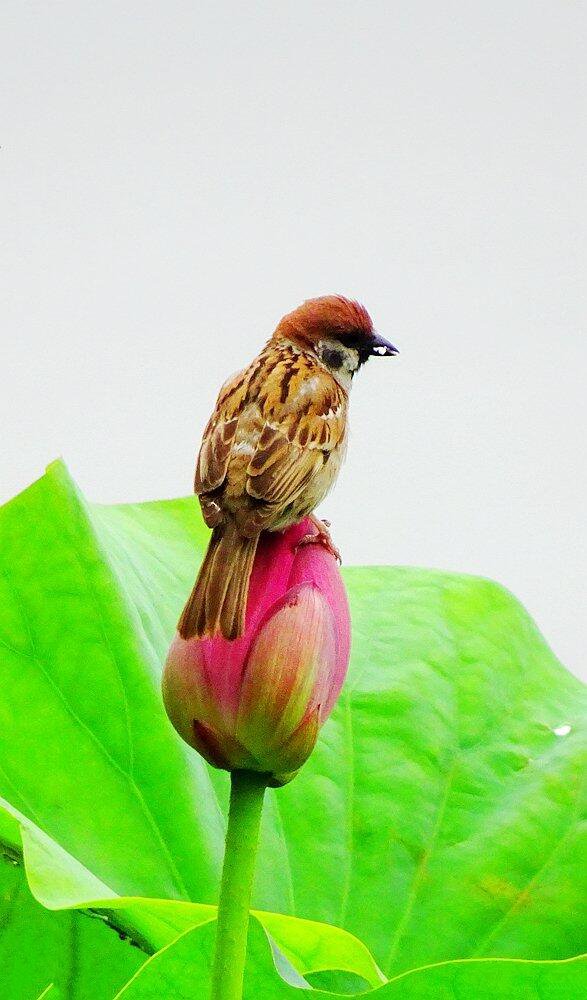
{"left": 273, "top": 295, "right": 398, "bottom": 385}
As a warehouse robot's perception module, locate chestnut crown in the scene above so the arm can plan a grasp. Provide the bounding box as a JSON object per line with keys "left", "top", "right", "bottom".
{"left": 273, "top": 295, "right": 398, "bottom": 368}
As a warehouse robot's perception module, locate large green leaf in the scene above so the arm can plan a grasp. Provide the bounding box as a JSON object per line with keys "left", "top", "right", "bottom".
{"left": 285, "top": 566, "right": 587, "bottom": 975}
{"left": 0, "top": 461, "right": 224, "bottom": 903}
{"left": 0, "top": 854, "right": 143, "bottom": 1000}
{"left": 0, "top": 794, "right": 384, "bottom": 988}
{"left": 114, "top": 917, "right": 587, "bottom": 999}
{"left": 0, "top": 461, "right": 585, "bottom": 985}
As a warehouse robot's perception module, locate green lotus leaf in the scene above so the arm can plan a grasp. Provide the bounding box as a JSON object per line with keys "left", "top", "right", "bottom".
{"left": 0, "top": 856, "right": 142, "bottom": 1000}
{"left": 0, "top": 460, "right": 585, "bottom": 991}
{"left": 114, "top": 917, "right": 587, "bottom": 999}
{"left": 0, "top": 800, "right": 384, "bottom": 989}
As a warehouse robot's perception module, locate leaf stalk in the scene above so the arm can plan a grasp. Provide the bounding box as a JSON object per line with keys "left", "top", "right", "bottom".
{"left": 210, "top": 770, "right": 267, "bottom": 1000}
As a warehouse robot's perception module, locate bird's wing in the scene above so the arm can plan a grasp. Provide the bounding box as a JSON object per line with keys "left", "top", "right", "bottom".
{"left": 196, "top": 349, "right": 347, "bottom": 532}
{"left": 245, "top": 353, "right": 347, "bottom": 508}
{"left": 195, "top": 367, "right": 250, "bottom": 495}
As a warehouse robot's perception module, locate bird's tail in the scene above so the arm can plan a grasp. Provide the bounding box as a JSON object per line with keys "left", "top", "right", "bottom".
{"left": 178, "top": 523, "right": 259, "bottom": 641}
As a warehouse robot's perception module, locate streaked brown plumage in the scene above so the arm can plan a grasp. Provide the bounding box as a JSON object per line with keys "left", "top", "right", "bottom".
{"left": 179, "top": 295, "right": 397, "bottom": 640}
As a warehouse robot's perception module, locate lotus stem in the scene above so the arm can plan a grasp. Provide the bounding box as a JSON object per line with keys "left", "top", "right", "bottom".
{"left": 210, "top": 770, "right": 267, "bottom": 1000}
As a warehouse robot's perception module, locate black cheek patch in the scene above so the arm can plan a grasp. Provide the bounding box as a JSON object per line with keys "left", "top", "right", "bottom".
{"left": 322, "top": 347, "right": 345, "bottom": 370}
{"left": 337, "top": 331, "right": 371, "bottom": 366}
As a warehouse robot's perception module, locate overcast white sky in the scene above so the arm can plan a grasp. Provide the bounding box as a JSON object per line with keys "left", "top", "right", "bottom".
{"left": 2, "top": 2, "right": 585, "bottom": 679}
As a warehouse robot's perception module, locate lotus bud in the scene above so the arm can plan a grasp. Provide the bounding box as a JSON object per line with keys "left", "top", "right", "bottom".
{"left": 162, "top": 518, "right": 350, "bottom": 785}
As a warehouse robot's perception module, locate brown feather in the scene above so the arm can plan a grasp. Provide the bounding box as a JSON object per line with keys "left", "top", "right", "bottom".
{"left": 180, "top": 299, "right": 368, "bottom": 639}
{"left": 178, "top": 522, "right": 259, "bottom": 640}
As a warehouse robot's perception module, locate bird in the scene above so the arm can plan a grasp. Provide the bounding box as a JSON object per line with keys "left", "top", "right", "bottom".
{"left": 178, "top": 295, "right": 398, "bottom": 641}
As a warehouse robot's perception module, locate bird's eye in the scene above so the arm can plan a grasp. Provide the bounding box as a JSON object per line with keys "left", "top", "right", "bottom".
{"left": 321, "top": 347, "right": 345, "bottom": 370}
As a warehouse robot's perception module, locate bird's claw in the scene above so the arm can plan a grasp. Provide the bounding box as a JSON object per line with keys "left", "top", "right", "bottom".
{"left": 296, "top": 523, "right": 342, "bottom": 564}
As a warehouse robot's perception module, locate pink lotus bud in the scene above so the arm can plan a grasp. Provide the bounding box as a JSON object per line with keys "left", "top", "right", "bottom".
{"left": 162, "top": 519, "right": 350, "bottom": 785}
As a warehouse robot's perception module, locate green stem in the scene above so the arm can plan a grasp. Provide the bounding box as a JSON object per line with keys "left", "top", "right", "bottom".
{"left": 210, "top": 770, "right": 267, "bottom": 1000}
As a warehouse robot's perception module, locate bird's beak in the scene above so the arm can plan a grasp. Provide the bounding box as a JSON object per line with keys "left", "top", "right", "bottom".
{"left": 369, "top": 332, "right": 399, "bottom": 357}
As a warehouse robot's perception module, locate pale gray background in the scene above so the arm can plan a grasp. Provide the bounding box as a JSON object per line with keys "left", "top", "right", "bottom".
{"left": 2, "top": 3, "right": 585, "bottom": 679}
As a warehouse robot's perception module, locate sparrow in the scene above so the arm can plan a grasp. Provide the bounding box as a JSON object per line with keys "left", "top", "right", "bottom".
{"left": 179, "top": 295, "right": 398, "bottom": 641}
